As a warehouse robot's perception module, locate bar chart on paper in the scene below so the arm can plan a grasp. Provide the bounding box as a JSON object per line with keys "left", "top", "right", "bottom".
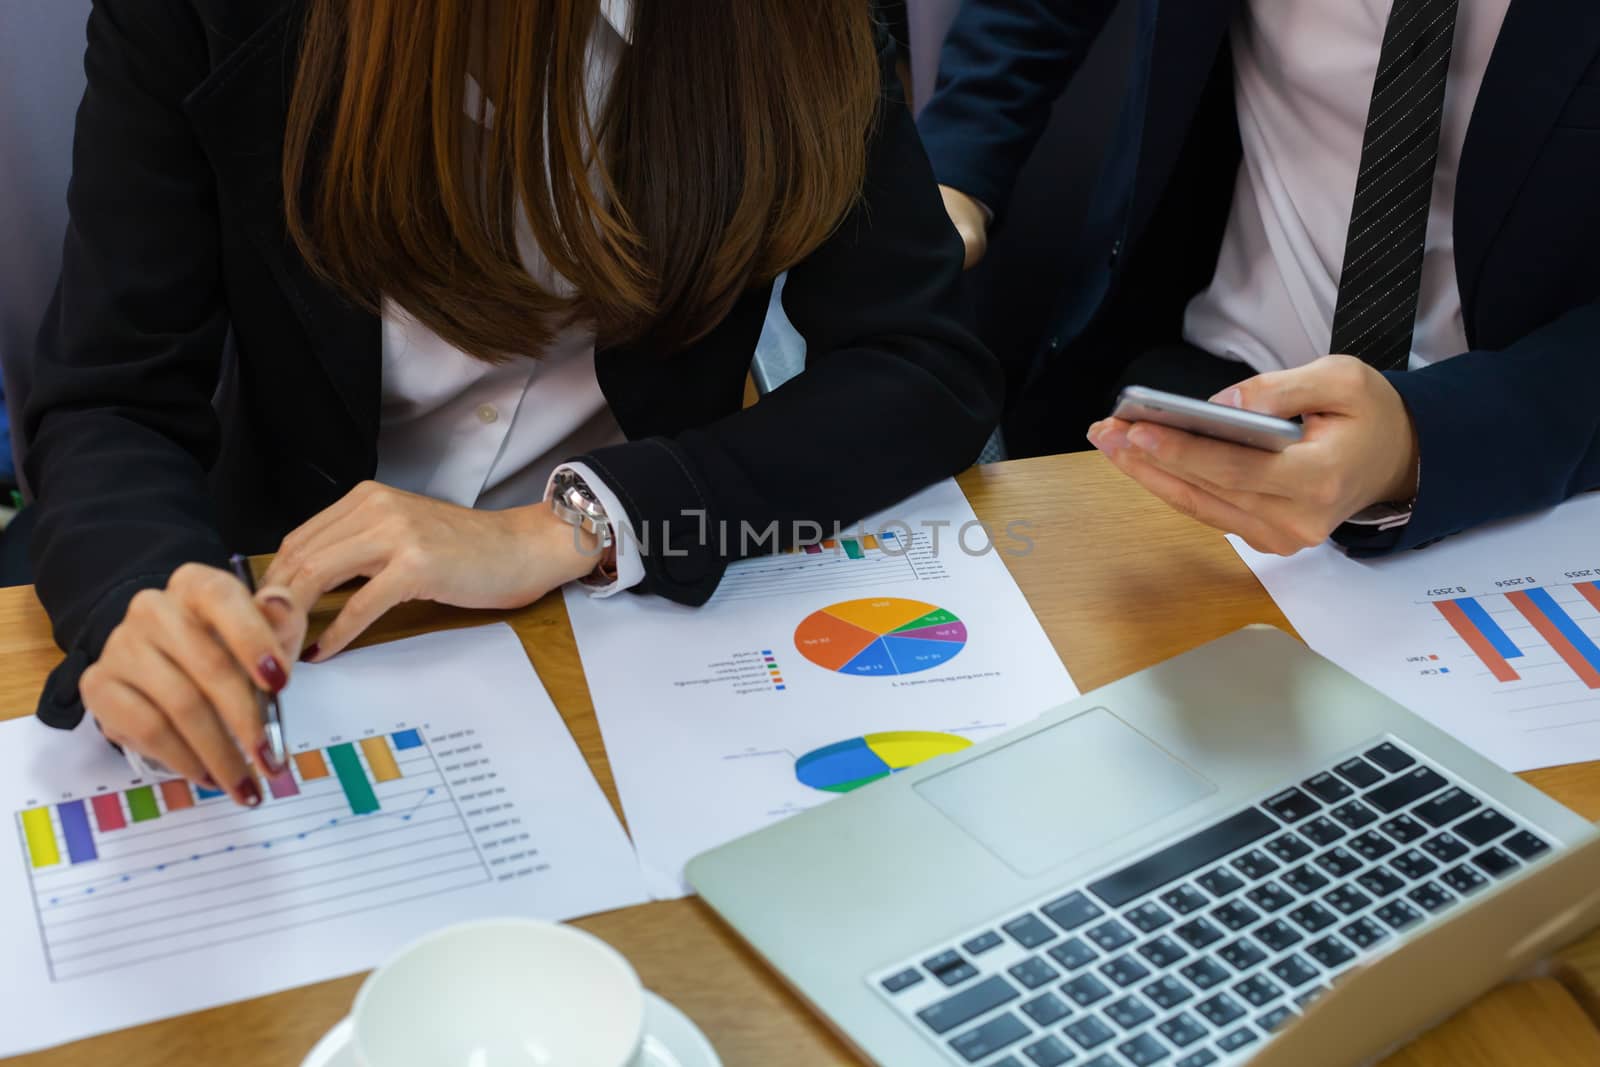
{"left": 1433, "top": 579, "right": 1593, "bottom": 697}
{"left": 15, "top": 726, "right": 496, "bottom": 981}
{"left": 0, "top": 626, "right": 649, "bottom": 1058}
{"left": 1231, "top": 495, "right": 1600, "bottom": 771}
{"left": 1432, "top": 582, "right": 1600, "bottom": 690}
{"left": 713, "top": 528, "right": 950, "bottom": 603}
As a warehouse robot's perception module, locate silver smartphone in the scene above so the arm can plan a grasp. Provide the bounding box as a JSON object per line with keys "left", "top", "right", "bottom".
{"left": 1112, "top": 384, "right": 1303, "bottom": 452}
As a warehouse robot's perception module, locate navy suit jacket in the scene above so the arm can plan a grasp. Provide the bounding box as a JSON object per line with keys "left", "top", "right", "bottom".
{"left": 919, "top": 0, "right": 1600, "bottom": 552}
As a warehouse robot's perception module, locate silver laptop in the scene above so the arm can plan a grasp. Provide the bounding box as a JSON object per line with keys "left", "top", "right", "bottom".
{"left": 688, "top": 627, "right": 1600, "bottom": 1067}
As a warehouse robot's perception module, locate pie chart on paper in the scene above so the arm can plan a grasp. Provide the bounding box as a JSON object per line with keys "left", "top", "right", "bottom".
{"left": 795, "top": 731, "right": 975, "bottom": 793}
{"left": 793, "top": 597, "right": 967, "bottom": 676}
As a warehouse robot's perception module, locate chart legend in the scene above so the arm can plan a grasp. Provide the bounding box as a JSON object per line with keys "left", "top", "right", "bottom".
{"left": 794, "top": 597, "right": 967, "bottom": 676}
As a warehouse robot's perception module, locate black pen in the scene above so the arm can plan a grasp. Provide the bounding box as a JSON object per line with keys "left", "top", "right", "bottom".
{"left": 229, "top": 553, "right": 288, "bottom": 770}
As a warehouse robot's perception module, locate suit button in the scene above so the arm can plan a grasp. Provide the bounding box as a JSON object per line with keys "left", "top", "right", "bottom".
{"left": 1108, "top": 239, "right": 1123, "bottom": 268}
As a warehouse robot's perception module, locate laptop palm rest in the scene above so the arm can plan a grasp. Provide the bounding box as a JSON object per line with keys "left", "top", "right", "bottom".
{"left": 914, "top": 707, "right": 1216, "bottom": 878}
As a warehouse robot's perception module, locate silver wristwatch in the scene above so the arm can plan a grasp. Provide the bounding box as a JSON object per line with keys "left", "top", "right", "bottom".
{"left": 549, "top": 469, "right": 614, "bottom": 549}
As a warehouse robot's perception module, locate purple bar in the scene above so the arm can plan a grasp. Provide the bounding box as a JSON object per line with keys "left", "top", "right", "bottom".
{"left": 803, "top": 543, "right": 822, "bottom": 555}
{"left": 266, "top": 768, "right": 301, "bottom": 799}
{"left": 58, "top": 800, "right": 98, "bottom": 864}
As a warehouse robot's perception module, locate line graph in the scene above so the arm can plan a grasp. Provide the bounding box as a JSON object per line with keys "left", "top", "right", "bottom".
{"left": 39, "top": 788, "right": 440, "bottom": 906}
{"left": 15, "top": 725, "right": 517, "bottom": 981}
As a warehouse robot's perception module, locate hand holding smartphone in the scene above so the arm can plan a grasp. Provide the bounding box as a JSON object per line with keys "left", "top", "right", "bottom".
{"left": 1111, "top": 385, "right": 1303, "bottom": 452}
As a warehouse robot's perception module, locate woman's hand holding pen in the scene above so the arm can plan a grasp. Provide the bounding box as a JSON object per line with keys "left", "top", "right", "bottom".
{"left": 262, "top": 481, "right": 599, "bottom": 665}
{"left": 80, "top": 564, "right": 300, "bottom": 807}
{"left": 84, "top": 483, "right": 595, "bottom": 806}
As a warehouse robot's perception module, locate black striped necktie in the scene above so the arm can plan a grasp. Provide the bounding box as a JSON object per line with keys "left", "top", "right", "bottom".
{"left": 1328, "top": 0, "right": 1462, "bottom": 371}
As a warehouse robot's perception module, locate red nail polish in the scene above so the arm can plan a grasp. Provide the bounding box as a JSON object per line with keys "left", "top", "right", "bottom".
{"left": 237, "top": 778, "right": 262, "bottom": 807}
{"left": 257, "top": 742, "right": 285, "bottom": 776}
{"left": 258, "top": 655, "right": 288, "bottom": 693}
{"left": 200, "top": 775, "right": 219, "bottom": 789}
{"left": 300, "top": 643, "right": 320, "bottom": 663}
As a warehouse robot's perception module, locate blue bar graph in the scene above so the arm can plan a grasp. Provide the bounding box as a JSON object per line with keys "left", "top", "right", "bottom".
{"left": 1454, "top": 597, "right": 1523, "bottom": 658}
{"left": 195, "top": 785, "right": 225, "bottom": 800}
{"left": 1526, "top": 588, "right": 1600, "bottom": 675}
{"left": 391, "top": 729, "right": 424, "bottom": 751}
{"left": 58, "top": 800, "right": 97, "bottom": 864}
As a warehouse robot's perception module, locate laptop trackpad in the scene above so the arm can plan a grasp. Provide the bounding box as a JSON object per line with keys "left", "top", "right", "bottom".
{"left": 914, "top": 707, "right": 1216, "bottom": 878}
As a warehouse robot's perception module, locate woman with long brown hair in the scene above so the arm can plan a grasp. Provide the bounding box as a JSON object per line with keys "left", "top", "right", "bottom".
{"left": 21, "top": 0, "right": 999, "bottom": 806}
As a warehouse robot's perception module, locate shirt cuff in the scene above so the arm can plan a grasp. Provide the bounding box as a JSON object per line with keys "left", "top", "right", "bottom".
{"left": 546, "top": 462, "right": 644, "bottom": 598}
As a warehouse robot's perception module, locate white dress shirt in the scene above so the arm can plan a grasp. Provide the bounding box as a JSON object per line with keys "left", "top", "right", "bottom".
{"left": 374, "top": 0, "right": 642, "bottom": 596}
{"left": 1183, "top": 0, "right": 1511, "bottom": 374}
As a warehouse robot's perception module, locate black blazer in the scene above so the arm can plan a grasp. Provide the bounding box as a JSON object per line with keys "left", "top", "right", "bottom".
{"left": 25, "top": 0, "right": 1001, "bottom": 727}
{"left": 920, "top": 0, "right": 1600, "bottom": 553}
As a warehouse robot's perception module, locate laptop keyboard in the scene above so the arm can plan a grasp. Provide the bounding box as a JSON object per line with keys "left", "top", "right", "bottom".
{"left": 871, "top": 738, "right": 1556, "bottom": 1067}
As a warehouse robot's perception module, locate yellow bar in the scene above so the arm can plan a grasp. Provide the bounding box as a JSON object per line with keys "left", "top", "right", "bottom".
{"left": 360, "top": 736, "right": 402, "bottom": 783}
{"left": 862, "top": 535, "right": 880, "bottom": 550}
{"left": 21, "top": 808, "right": 61, "bottom": 869}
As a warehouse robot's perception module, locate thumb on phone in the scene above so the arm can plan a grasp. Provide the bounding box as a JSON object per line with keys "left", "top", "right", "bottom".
{"left": 1212, "top": 355, "right": 1376, "bottom": 420}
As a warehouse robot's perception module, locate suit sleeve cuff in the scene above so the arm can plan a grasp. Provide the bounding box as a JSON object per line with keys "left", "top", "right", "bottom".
{"left": 38, "top": 572, "right": 171, "bottom": 730}
{"left": 546, "top": 462, "right": 644, "bottom": 598}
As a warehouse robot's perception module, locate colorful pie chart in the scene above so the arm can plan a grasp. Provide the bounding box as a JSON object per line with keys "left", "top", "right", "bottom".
{"left": 793, "top": 597, "right": 967, "bottom": 676}
{"left": 795, "top": 731, "right": 974, "bottom": 793}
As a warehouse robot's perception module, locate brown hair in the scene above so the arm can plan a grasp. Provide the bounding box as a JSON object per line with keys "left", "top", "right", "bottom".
{"left": 283, "top": 0, "right": 881, "bottom": 359}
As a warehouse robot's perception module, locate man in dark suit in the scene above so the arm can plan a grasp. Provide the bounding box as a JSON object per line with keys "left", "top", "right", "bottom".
{"left": 919, "top": 0, "right": 1600, "bottom": 557}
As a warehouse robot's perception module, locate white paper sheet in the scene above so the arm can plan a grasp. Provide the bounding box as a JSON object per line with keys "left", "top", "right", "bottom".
{"left": 0, "top": 624, "right": 647, "bottom": 1057}
{"left": 565, "top": 478, "right": 1079, "bottom": 898}
{"left": 1232, "top": 494, "right": 1600, "bottom": 772}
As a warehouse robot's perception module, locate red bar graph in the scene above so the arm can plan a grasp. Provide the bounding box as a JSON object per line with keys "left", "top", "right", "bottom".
{"left": 1507, "top": 591, "right": 1600, "bottom": 689}
{"left": 1435, "top": 601, "right": 1520, "bottom": 682}
{"left": 1579, "top": 582, "right": 1600, "bottom": 616}
{"left": 90, "top": 793, "right": 126, "bottom": 832}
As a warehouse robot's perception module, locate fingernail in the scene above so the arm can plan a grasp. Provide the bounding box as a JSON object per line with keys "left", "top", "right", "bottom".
{"left": 200, "top": 775, "right": 219, "bottom": 789}
{"left": 261, "top": 593, "right": 294, "bottom": 611}
{"left": 1099, "top": 427, "right": 1130, "bottom": 455}
{"left": 1127, "top": 426, "right": 1156, "bottom": 452}
{"left": 236, "top": 778, "right": 262, "bottom": 807}
{"left": 1213, "top": 387, "right": 1243, "bottom": 409}
{"left": 258, "top": 655, "right": 288, "bottom": 693}
{"left": 258, "top": 742, "right": 286, "bottom": 776}
{"left": 300, "top": 643, "right": 320, "bottom": 663}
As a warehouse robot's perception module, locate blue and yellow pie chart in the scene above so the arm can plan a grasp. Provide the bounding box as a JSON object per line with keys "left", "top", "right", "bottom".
{"left": 794, "top": 731, "right": 973, "bottom": 793}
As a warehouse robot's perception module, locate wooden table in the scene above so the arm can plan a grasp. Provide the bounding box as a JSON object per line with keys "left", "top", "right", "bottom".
{"left": 5, "top": 452, "right": 1600, "bottom": 1066}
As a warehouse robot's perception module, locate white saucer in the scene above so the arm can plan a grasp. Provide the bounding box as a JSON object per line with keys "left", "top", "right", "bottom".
{"left": 300, "top": 990, "right": 721, "bottom": 1067}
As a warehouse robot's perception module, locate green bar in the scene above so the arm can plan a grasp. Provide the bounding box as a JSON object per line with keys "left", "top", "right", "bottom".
{"left": 126, "top": 786, "right": 161, "bottom": 823}
{"left": 328, "top": 744, "right": 380, "bottom": 815}
{"left": 842, "top": 539, "right": 864, "bottom": 560}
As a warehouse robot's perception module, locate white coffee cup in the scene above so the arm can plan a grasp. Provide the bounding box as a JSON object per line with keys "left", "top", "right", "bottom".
{"left": 331, "top": 918, "right": 646, "bottom": 1067}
